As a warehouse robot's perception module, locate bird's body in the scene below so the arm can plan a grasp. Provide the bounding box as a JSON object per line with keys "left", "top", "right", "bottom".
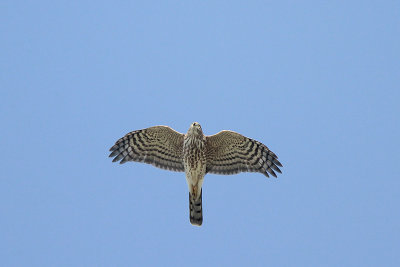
{"left": 183, "top": 122, "right": 206, "bottom": 225}
{"left": 109, "top": 122, "right": 282, "bottom": 226}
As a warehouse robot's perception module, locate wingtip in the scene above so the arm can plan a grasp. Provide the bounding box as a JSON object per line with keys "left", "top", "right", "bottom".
{"left": 274, "top": 159, "right": 283, "bottom": 167}
{"left": 109, "top": 144, "right": 119, "bottom": 152}
{"left": 109, "top": 150, "right": 118, "bottom": 158}
{"left": 120, "top": 156, "right": 129, "bottom": 164}
{"left": 272, "top": 165, "right": 282, "bottom": 174}
{"left": 266, "top": 167, "right": 277, "bottom": 178}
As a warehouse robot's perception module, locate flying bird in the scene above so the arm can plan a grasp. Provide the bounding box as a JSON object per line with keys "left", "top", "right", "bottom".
{"left": 109, "top": 122, "right": 283, "bottom": 226}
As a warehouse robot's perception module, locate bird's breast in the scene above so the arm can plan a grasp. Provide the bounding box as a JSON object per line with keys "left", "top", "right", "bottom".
{"left": 183, "top": 137, "right": 206, "bottom": 174}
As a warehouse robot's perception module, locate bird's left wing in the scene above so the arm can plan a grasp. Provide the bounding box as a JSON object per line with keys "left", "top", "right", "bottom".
{"left": 205, "top": 130, "right": 282, "bottom": 177}
{"left": 109, "top": 126, "right": 185, "bottom": 172}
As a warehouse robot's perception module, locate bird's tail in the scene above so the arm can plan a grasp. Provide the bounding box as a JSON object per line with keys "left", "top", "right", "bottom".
{"left": 189, "top": 189, "right": 203, "bottom": 226}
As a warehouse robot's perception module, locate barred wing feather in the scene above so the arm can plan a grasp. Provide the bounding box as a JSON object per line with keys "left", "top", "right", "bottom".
{"left": 109, "top": 126, "right": 185, "bottom": 172}
{"left": 205, "top": 131, "right": 282, "bottom": 178}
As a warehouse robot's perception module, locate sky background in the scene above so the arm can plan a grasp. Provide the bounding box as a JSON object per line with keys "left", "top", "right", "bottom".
{"left": 1, "top": 1, "right": 399, "bottom": 266}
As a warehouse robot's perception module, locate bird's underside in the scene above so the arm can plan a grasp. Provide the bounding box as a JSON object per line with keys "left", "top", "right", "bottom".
{"left": 109, "top": 123, "right": 283, "bottom": 226}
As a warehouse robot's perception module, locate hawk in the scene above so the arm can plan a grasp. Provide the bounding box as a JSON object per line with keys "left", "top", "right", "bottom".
{"left": 109, "top": 122, "right": 283, "bottom": 226}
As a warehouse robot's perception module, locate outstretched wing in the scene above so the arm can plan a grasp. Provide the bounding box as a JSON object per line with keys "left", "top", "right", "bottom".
{"left": 205, "top": 130, "right": 282, "bottom": 177}
{"left": 109, "top": 126, "right": 185, "bottom": 172}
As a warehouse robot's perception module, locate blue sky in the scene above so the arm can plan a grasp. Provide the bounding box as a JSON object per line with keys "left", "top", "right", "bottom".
{"left": 1, "top": 1, "right": 399, "bottom": 266}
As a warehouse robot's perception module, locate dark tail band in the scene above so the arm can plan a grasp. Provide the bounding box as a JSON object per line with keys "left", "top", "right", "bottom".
{"left": 189, "top": 189, "right": 203, "bottom": 226}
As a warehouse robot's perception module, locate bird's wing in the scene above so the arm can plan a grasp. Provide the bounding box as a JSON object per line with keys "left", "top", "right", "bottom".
{"left": 109, "top": 126, "right": 185, "bottom": 172}
{"left": 205, "top": 130, "right": 282, "bottom": 177}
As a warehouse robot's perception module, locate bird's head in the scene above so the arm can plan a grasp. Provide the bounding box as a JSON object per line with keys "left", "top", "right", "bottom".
{"left": 188, "top": 122, "right": 203, "bottom": 136}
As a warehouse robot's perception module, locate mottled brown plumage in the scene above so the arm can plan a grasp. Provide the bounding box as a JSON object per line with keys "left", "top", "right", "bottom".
{"left": 109, "top": 122, "right": 283, "bottom": 226}
{"left": 183, "top": 122, "right": 206, "bottom": 225}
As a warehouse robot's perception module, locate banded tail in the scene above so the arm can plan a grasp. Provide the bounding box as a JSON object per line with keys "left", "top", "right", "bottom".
{"left": 189, "top": 189, "right": 203, "bottom": 226}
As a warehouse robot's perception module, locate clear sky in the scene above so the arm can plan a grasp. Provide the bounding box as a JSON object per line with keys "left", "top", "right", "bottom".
{"left": 1, "top": 1, "right": 399, "bottom": 266}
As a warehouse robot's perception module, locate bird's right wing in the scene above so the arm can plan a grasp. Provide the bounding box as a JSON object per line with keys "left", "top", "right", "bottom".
{"left": 109, "top": 126, "right": 185, "bottom": 172}
{"left": 205, "top": 130, "right": 282, "bottom": 177}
